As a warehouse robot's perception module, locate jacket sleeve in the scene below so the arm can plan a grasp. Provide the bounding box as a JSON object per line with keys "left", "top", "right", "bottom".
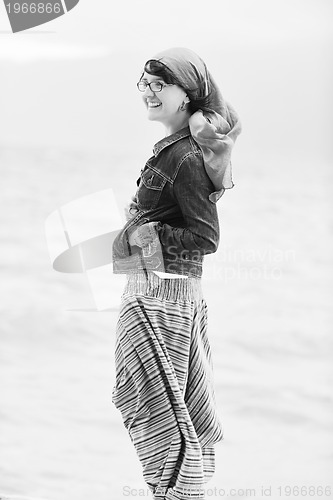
{"left": 156, "top": 152, "right": 220, "bottom": 255}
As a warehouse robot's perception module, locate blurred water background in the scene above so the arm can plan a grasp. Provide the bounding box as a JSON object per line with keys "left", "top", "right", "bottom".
{"left": 0, "top": 1, "right": 332, "bottom": 499}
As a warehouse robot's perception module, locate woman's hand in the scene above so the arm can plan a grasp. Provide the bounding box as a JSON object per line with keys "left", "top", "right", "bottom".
{"left": 125, "top": 196, "right": 139, "bottom": 221}
{"left": 128, "top": 221, "right": 159, "bottom": 248}
{"left": 128, "top": 222, "right": 161, "bottom": 258}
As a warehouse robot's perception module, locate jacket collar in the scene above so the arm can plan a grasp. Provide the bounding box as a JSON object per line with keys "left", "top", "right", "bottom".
{"left": 153, "top": 127, "right": 190, "bottom": 157}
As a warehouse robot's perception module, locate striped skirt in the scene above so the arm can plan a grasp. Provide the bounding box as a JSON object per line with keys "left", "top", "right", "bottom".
{"left": 112, "top": 272, "right": 223, "bottom": 499}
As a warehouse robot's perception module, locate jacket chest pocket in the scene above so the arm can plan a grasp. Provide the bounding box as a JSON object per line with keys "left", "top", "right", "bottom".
{"left": 137, "top": 167, "right": 167, "bottom": 210}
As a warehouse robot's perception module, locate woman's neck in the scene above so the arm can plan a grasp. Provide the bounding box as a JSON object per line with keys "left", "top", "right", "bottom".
{"left": 164, "top": 113, "right": 191, "bottom": 136}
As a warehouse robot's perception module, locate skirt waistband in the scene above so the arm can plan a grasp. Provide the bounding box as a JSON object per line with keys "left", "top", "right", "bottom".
{"left": 122, "top": 271, "right": 203, "bottom": 303}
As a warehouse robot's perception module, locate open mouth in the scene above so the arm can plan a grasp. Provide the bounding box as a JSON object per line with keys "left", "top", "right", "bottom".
{"left": 147, "top": 102, "right": 162, "bottom": 109}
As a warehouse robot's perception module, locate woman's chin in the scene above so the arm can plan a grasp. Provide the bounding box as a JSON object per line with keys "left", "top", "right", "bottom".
{"left": 147, "top": 113, "right": 161, "bottom": 123}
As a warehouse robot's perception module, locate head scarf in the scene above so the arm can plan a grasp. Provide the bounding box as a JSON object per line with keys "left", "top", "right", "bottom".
{"left": 149, "top": 47, "right": 242, "bottom": 202}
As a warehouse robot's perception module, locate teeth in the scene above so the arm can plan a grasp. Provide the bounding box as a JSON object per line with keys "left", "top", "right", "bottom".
{"left": 148, "top": 102, "right": 161, "bottom": 108}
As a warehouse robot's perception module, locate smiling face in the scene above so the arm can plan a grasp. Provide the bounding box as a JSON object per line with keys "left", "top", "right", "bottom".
{"left": 140, "top": 72, "right": 190, "bottom": 135}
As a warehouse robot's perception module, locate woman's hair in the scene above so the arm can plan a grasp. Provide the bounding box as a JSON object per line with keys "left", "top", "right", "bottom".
{"left": 141, "top": 59, "right": 214, "bottom": 115}
{"left": 143, "top": 59, "right": 179, "bottom": 85}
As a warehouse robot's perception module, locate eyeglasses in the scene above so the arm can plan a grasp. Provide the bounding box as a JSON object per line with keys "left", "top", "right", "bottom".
{"left": 137, "top": 80, "right": 173, "bottom": 92}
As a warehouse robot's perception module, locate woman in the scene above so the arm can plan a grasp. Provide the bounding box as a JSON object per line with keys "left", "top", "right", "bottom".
{"left": 112, "top": 47, "right": 241, "bottom": 499}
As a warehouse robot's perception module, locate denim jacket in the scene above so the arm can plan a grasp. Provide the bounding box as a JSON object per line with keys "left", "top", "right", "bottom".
{"left": 112, "top": 127, "right": 220, "bottom": 278}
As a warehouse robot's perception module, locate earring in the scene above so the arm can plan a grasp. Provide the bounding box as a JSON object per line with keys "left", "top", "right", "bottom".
{"left": 179, "top": 95, "right": 190, "bottom": 111}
